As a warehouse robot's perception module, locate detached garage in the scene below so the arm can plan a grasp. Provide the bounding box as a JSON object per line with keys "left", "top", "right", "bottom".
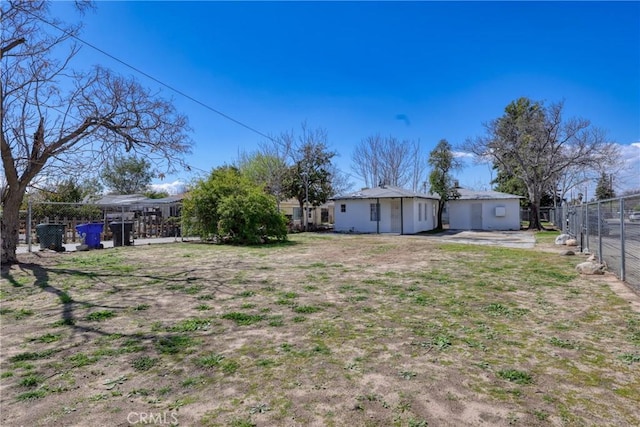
{"left": 448, "top": 188, "right": 522, "bottom": 231}
{"left": 332, "top": 186, "right": 439, "bottom": 234}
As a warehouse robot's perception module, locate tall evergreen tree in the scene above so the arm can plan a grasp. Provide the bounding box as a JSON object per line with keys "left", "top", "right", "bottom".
{"left": 428, "top": 139, "right": 461, "bottom": 230}
{"left": 594, "top": 172, "right": 615, "bottom": 200}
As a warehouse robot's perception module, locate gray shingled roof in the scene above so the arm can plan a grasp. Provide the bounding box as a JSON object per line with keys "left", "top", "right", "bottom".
{"left": 332, "top": 186, "right": 440, "bottom": 200}
{"left": 453, "top": 188, "right": 522, "bottom": 200}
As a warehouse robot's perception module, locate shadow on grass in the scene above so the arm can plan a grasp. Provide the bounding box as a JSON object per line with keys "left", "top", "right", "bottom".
{"left": 1, "top": 258, "right": 228, "bottom": 341}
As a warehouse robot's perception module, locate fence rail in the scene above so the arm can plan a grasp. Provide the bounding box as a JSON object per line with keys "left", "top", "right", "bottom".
{"left": 549, "top": 194, "right": 640, "bottom": 293}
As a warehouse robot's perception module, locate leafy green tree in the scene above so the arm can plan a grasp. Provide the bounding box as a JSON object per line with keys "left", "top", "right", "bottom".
{"left": 144, "top": 190, "right": 170, "bottom": 199}
{"left": 594, "top": 172, "right": 615, "bottom": 200}
{"left": 182, "top": 166, "right": 287, "bottom": 244}
{"left": 101, "top": 155, "right": 155, "bottom": 194}
{"left": 281, "top": 126, "right": 336, "bottom": 230}
{"left": 236, "top": 151, "right": 289, "bottom": 208}
{"left": 492, "top": 167, "right": 556, "bottom": 208}
{"left": 428, "top": 139, "right": 461, "bottom": 230}
{"left": 29, "top": 179, "right": 102, "bottom": 220}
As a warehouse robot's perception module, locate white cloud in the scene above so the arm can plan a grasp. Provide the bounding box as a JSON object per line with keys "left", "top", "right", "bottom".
{"left": 452, "top": 151, "right": 475, "bottom": 159}
{"left": 613, "top": 142, "right": 640, "bottom": 193}
{"left": 150, "top": 180, "right": 186, "bottom": 195}
{"left": 622, "top": 142, "right": 640, "bottom": 160}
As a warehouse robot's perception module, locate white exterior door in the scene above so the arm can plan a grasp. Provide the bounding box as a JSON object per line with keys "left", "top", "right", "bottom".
{"left": 391, "top": 199, "right": 401, "bottom": 233}
{"left": 471, "top": 203, "right": 483, "bottom": 229}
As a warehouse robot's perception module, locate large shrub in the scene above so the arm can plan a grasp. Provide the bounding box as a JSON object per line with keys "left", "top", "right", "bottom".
{"left": 182, "top": 166, "right": 287, "bottom": 244}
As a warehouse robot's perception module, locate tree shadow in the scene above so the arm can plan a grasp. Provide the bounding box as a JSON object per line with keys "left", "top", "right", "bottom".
{"left": 2, "top": 260, "right": 230, "bottom": 343}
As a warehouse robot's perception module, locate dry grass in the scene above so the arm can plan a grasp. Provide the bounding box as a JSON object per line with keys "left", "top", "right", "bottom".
{"left": 1, "top": 233, "right": 639, "bottom": 426}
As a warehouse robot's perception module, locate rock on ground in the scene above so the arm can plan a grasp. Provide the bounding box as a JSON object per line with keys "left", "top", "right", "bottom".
{"left": 576, "top": 261, "right": 606, "bottom": 275}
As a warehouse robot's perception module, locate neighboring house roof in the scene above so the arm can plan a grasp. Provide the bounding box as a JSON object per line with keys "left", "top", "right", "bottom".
{"left": 452, "top": 188, "right": 522, "bottom": 200}
{"left": 332, "top": 185, "right": 440, "bottom": 201}
{"left": 90, "top": 194, "right": 148, "bottom": 206}
{"left": 90, "top": 194, "right": 185, "bottom": 207}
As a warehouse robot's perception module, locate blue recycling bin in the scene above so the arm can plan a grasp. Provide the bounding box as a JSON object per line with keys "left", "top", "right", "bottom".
{"left": 75, "top": 223, "right": 104, "bottom": 249}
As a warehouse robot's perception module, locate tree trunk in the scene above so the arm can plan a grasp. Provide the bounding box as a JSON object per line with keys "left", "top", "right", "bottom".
{"left": 527, "top": 200, "right": 543, "bottom": 230}
{"left": 436, "top": 200, "right": 444, "bottom": 230}
{"left": 297, "top": 199, "right": 306, "bottom": 231}
{"left": 1, "top": 186, "right": 27, "bottom": 265}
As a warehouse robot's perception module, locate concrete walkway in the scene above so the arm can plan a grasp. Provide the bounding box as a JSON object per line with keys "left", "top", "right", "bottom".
{"left": 412, "top": 230, "right": 536, "bottom": 249}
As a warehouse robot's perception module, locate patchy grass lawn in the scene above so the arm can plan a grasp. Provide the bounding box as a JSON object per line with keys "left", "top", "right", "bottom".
{"left": 1, "top": 233, "right": 638, "bottom": 426}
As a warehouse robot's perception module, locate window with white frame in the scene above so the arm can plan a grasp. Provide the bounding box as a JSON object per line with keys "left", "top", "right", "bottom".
{"left": 370, "top": 203, "right": 379, "bottom": 221}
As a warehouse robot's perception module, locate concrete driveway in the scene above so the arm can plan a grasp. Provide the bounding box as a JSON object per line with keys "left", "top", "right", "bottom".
{"left": 16, "top": 236, "right": 187, "bottom": 254}
{"left": 414, "top": 230, "right": 536, "bottom": 249}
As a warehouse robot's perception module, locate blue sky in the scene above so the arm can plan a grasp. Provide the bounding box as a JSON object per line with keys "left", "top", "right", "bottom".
{"left": 52, "top": 1, "right": 639, "bottom": 195}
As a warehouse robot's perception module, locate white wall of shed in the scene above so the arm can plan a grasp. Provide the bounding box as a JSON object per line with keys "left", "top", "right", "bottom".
{"left": 448, "top": 199, "right": 520, "bottom": 230}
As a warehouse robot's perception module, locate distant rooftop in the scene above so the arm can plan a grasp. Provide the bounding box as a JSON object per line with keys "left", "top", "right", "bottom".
{"left": 90, "top": 193, "right": 185, "bottom": 206}
{"left": 453, "top": 188, "right": 522, "bottom": 200}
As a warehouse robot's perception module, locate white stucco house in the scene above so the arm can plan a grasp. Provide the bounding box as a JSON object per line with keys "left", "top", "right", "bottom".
{"left": 332, "top": 186, "right": 440, "bottom": 234}
{"left": 447, "top": 188, "right": 522, "bottom": 231}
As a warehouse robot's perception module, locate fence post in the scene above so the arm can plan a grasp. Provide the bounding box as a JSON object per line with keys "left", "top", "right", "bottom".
{"left": 121, "top": 206, "right": 125, "bottom": 246}
{"left": 597, "top": 202, "right": 603, "bottom": 263}
{"left": 583, "top": 202, "right": 588, "bottom": 253}
{"left": 619, "top": 198, "right": 625, "bottom": 282}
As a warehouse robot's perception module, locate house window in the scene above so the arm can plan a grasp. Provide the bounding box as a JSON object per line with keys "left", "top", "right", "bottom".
{"left": 370, "top": 203, "right": 380, "bottom": 221}
{"left": 321, "top": 208, "right": 329, "bottom": 223}
{"left": 292, "top": 207, "right": 302, "bottom": 221}
{"left": 340, "top": 204, "right": 346, "bottom": 213}
{"left": 419, "top": 203, "right": 422, "bottom": 222}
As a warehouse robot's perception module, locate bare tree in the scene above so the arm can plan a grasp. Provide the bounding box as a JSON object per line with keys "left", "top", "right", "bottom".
{"left": 351, "top": 135, "right": 425, "bottom": 190}
{"left": 351, "top": 134, "right": 382, "bottom": 189}
{"left": 325, "top": 163, "right": 353, "bottom": 197}
{"left": 463, "top": 97, "right": 619, "bottom": 230}
{"left": 1, "top": 1, "right": 192, "bottom": 263}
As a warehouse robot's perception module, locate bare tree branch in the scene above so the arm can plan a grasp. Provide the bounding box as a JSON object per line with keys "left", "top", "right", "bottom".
{"left": 1, "top": 1, "right": 193, "bottom": 263}
{"left": 463, "top": 97, "right": 618, "bottom": 230}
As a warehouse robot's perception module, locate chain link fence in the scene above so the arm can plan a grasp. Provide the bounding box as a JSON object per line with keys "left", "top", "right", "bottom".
{"left": 551, "top": 194, "right": 640, "bottom": 293}
{"left": 19, "top": 200, "right": 183, "bottom": 249}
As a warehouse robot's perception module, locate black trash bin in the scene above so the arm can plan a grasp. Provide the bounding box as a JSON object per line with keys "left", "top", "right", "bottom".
{"left": 35, "top": 223, "right": 66, "bottom": 252}
{"left": 109, "top": 222, "right": 133, "bottom": 247}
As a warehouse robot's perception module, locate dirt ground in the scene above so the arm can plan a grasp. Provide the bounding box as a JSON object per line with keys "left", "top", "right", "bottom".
{"left": 1, "top": 232, "right": 639, "bottom": 426}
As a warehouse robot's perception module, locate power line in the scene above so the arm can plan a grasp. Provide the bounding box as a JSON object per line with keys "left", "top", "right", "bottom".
{"left": 20, "top": 8, "right": 376, "bottom": 189}
{"left": 32, "top": 10, "right": 276, "bottom": 143}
